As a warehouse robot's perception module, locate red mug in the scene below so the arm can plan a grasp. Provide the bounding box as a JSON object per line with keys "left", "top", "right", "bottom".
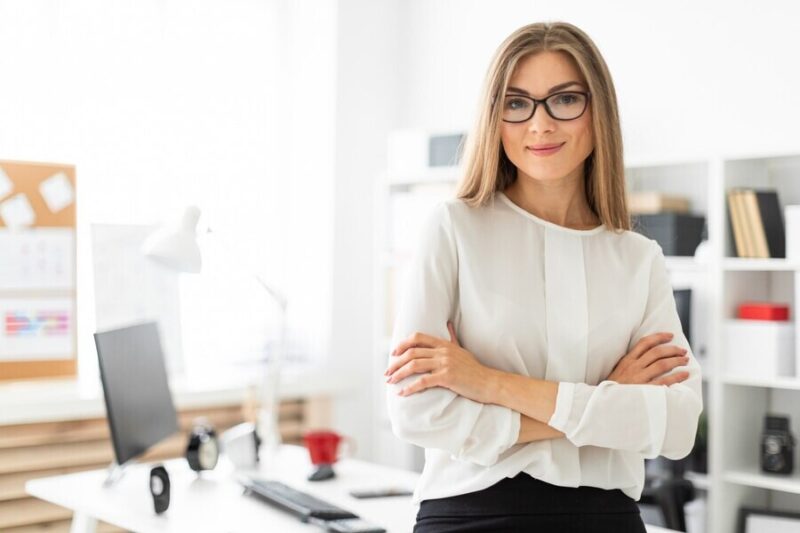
{"left": 304, "top": 430, "right": 355, "bottom": 465}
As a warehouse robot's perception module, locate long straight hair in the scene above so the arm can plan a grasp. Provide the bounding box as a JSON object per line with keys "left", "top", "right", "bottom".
{"left": 456, "top": 22, "right": 630, "bottom": 231}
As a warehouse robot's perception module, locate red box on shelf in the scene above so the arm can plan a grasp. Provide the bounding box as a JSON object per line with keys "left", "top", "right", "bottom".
{"left": 736, "top": 302, "right": 790, "bottom": 321}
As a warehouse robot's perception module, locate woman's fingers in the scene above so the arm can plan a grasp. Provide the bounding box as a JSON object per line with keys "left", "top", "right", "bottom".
{"left": 447, "top": 321, "right": 460, "bottom": 346}
{"left": 387, "top": 358, "right": 438, "bottom": 384}
{"left": 629, "top": 332, "right": 674, "bottom": 359}
{"left": 398, "top": 371, "right": 443, "bottom": 396}
{"left": 385, "top": 347, "right": 437, "bottom": 376}
{"left": 650, "top": 371, "right": 690, "bottom": 387}
{"left": 640, "top": 344, "right": 688, "bottom": 368}
{"left": 643, "top": 355, "right": 690, "bottom": 382}
{"left": 391, "top": 331, "right": 445, "bottom": 356}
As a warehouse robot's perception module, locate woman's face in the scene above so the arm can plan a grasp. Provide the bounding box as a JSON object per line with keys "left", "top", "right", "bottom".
{"left": 500, "top": 51, "right": 594, "bottom": 184}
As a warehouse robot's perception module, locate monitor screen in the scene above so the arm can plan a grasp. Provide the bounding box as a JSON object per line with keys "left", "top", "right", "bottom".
{"left": 94, "top": 322, "right": 179, "bottom": 466}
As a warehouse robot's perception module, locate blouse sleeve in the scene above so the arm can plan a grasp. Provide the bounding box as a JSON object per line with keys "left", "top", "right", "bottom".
{"left": 547, "top": 240, "right": 703, "bottom": 460}
{"left": 385, "top": 203, "right": 521, "bottom": 467}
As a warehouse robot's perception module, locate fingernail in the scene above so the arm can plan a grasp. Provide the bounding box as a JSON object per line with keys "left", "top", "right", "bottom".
{"left": 397, "top": 389, "right": 404, "bottom": 396}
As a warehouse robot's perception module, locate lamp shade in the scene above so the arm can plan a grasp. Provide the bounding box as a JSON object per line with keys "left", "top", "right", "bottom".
{"left": 141, "top": 206, "right": 203, "bottom": 273}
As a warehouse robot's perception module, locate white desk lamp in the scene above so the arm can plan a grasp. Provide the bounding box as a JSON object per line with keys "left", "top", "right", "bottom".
{"left": 141, "top": 206, "right": 287, "bottom": 464}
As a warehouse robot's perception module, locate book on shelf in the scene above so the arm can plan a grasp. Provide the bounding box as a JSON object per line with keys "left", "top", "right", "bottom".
{"left": 726, "top": 188, "right": 785, "bottom": 258}
{"left": 755, "top": 190, "right": 785, "bottom": 258}
{"left": 627, "top": 191, "right": 690, "bottom": 215}
{"left": 727, "top": 190, "right": 748, "bottom": 257}
{"left": 739, "top": 190, "right": 758, "bottom": 257}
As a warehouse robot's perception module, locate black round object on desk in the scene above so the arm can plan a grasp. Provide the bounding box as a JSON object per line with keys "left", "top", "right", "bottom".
{"left": 186, "top": 422, "right": 220, "bottom": 472}
{"left": 149, "top": 465, "right": 170, "bottom": 514}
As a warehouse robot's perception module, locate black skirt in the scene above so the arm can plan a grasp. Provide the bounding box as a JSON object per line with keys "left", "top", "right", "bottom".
{"left": 414, "top": 472, "right": 646, "bottom": 533}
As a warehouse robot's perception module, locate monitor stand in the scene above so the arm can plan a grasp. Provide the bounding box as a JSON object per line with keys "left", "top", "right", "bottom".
{"left": 103, "top": 460, "right": 137, "bottom": 487}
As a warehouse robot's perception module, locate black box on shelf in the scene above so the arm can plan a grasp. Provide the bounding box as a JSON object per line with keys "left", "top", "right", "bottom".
{"left": 632, "top": 213, "right": 706, "bottom": 256}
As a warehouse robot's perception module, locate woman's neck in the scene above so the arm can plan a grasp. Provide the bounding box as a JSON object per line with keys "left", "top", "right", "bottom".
{"left": 503, "top": 168, "right": 599, "bottom": 230}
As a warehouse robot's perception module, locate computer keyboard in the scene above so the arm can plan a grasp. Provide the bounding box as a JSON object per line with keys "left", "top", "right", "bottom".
{"left": 242, "top": 478, "right": 358, "bottom": 522}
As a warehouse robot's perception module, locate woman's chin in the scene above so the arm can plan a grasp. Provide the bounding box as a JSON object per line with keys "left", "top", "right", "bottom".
{"left": 517, "top": 168, "right": 571, "bottom": 183}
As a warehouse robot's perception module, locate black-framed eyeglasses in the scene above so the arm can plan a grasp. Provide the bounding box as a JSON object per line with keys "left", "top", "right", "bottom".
{"left": 501, "top": 91, "right": 591, "bottom": 123}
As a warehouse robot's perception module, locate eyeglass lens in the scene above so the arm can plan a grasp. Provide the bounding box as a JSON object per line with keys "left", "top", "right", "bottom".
{"left": 502, "top": 92, "right": 587, "bottom": 122}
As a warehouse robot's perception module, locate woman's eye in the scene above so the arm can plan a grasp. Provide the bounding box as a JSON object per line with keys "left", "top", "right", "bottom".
{"left": 504, "top": 98, "right": 528, "bottom": 110}
{"left": 553, "top": 93, "right": 578, "bottom": 105}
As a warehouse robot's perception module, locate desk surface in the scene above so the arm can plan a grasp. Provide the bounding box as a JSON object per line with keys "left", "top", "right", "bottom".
{"left": 27, "top": 445, "right": 419, "bottom": 533}
{"left": 27, "top": 445, "right": 678, "bottom": 533}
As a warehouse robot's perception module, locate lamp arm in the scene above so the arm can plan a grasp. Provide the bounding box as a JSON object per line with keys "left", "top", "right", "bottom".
{"left": 252, "top": 274, "right": 288, "bottom": 312}
{"left": 204, "top": 227, "right": 287, "bottom": 311}
{"left": 203, "top": 226, "right": 288, "bottom": 458}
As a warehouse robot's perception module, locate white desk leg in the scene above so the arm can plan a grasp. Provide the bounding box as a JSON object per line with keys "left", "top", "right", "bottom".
{"left": 69, "top": 512, "right": 97, "bottom": 533}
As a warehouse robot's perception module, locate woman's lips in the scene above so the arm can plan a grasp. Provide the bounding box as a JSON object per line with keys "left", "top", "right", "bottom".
{"left": 526, "top": 142, "right": 565, "bottom": 156}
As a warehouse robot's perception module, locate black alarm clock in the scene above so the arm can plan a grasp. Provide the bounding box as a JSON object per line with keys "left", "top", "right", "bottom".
{"left": 149, "top": 465, "right": 170, "bottom": 514}
{"left": 186, "top": 421, "right": 220, "bottom": 472}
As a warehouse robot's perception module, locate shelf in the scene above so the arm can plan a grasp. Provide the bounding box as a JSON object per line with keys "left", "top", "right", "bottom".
{"left": 387, "top": 166, "right": 460, "bottom": 188}
{"left": 724, "top": 467, "right": 800, "bottom": 494}
{"left": 624, "top": 156, "right": 709, "bottom": 169}
{"left": 722, "top": 258, "right": 800, "bottom": 271}
{"left": 685, "top": 470, "right": 710, "bottom": 491}
{"left": 722, "top": 375, "right": 800, "bottom": 390}
{"left": 664, "top": 256, "right": 706, "bottom": 272}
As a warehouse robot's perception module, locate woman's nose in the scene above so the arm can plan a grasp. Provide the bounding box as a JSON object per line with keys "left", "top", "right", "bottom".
{"left": 527, "top": 103, "right": 556, "bottom": 134}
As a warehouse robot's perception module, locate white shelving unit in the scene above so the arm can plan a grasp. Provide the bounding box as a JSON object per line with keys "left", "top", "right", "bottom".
{"left": 372, "top": 162, "right": 460, "bottom": 472}
{"left": 372, "top": 147, "right": 800, "bottom": 532}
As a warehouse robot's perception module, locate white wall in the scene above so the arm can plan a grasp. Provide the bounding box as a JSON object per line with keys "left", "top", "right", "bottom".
{"left": 394, "top": 0, "right": 800, "bottom": 161}
{"left": 0, "top": 0, "right": 335, "bottom": 389}
{"left": 329, "top": 0, "right": 401, "bottom": 461}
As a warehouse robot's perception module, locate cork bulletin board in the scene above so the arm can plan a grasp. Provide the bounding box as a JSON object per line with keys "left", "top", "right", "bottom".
{"left": 0, "top": 160, "right": 77, "bottom": 381}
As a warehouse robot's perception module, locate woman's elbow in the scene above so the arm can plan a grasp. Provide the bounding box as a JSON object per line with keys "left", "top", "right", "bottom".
{"left": 388, "top": 406, "right": 418, "bottom": 444}
{"left": 661, "top": 399, "right": 703, "bottom": 460}
{"left": 386, "top": 390, "right": 436, "bottom": 448}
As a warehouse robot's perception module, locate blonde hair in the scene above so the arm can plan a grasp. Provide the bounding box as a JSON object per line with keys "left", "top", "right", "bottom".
{"left": 456, "top": 21, "right": 630, "bottom": 231}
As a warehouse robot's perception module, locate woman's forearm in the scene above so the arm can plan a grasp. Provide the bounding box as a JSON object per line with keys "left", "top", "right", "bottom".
{"left": 516, "top": 414, "right": 565, "bottom": 444}
{"left": 488, "top": 369, "right": 559, "bottom": 423}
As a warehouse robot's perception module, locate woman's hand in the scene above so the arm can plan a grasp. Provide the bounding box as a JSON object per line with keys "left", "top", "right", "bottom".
{"left": 607, "top": 332, "right": 691, "bottom": 386}
{"left": 385, "top": 322, "right": 496, "bottom": 404}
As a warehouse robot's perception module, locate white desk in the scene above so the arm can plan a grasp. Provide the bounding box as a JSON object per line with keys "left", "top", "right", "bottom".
{"left": 27, "top": 445, "right": 677, "bottom": 533}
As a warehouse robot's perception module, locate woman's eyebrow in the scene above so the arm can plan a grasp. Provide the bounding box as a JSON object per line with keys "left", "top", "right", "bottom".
{"left": 507, "top": 81, "right": 583, "bottom": 95}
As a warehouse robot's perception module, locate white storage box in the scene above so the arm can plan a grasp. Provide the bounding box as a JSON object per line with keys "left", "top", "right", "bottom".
{"left": 725, "top": 319, "right": 795, "bottom": 379}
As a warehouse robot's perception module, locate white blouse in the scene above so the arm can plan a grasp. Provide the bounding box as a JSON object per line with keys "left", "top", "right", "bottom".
{"left": 385, "top": 191, "right": 703, "bottom": 504}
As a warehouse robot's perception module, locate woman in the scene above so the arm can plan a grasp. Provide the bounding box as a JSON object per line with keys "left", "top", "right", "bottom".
{"left": 384, "top": 21, "right": 702, "bottom": 532}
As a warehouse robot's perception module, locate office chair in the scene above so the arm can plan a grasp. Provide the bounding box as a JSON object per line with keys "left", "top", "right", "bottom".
{"left": 639, "top": 477, "right": 696, "bottom": 532}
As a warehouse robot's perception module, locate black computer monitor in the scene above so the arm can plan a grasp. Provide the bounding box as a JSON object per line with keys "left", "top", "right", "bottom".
{"left": 94, "top": 322, "right": 179, "bottom": 469}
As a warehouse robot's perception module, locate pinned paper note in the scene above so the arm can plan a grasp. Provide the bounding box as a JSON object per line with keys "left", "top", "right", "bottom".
{"left": 0, "top": 228, "right": 75, "bottom": 290}
{"left": 0, "top": 297, "right": 74, "bottom": 359}
{"left": 39, "top": 172, "right": 75, "bottom": 213}
{"left": 0, "top": 193, "right": 36, "bottom": 229}
{"left": 0, "top": 167, "right": 12, "bottom": 200}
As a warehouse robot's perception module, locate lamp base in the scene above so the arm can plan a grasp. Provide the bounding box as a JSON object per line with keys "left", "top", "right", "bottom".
{"left": 256, "top": 407, "right": 282, "bottom": 467}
